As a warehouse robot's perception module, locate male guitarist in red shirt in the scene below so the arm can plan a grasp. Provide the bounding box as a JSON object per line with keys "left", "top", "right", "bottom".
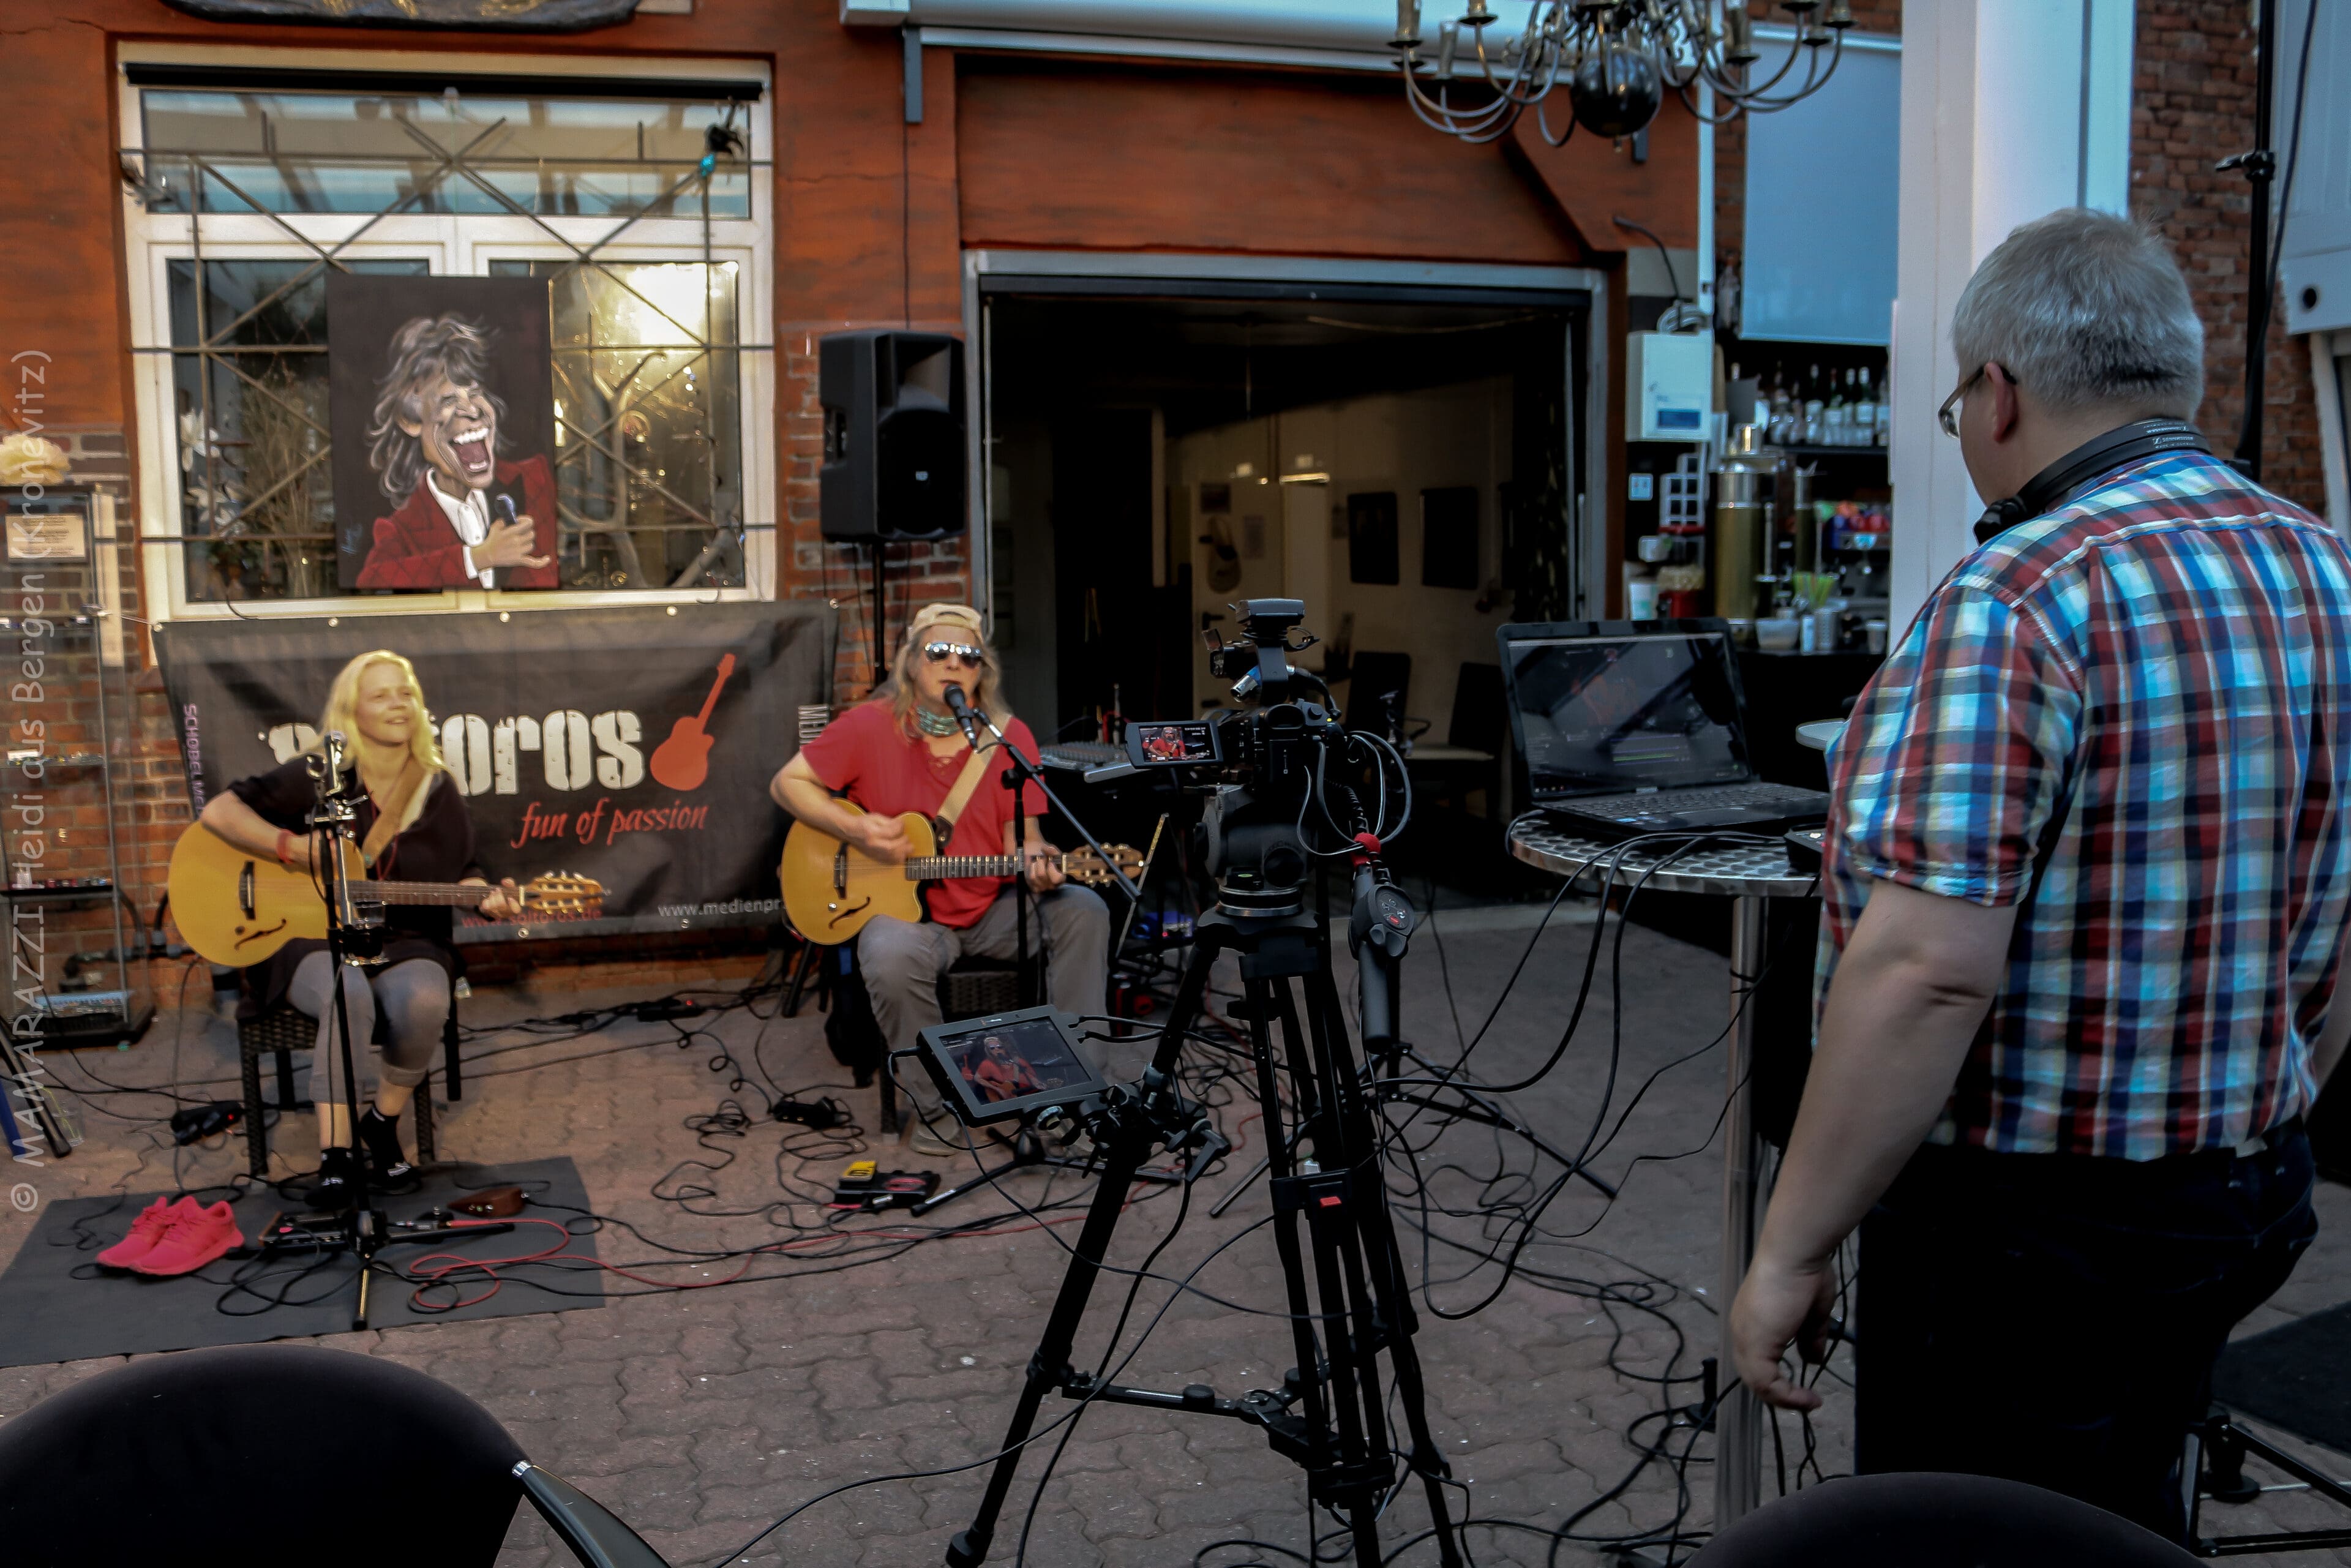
{"left": 770, "top": 603, "right": 1108, "bottom": 1153}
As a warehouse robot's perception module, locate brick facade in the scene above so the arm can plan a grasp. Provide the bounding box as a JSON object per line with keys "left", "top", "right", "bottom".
{"left": 2133, "top": 0, "right": 2325, "bottom": 511}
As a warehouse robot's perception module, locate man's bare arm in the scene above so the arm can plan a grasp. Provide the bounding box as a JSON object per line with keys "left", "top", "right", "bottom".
{"left": 1730, "top": 878, "right": 2017, "bottom": 1409}
{"left": 770, "top": 752, "right": 905, "bottom": 860}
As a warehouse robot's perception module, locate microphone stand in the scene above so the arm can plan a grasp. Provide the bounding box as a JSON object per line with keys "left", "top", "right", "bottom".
{"left": 305, "top": 735, "right": 388, "bottom": 1331}
{"left": 945, "top": 691, "right": 1143, "bottom": 1010}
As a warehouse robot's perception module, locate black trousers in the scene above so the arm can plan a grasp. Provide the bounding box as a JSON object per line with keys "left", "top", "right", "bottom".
{"left": 1856, "top": 1125, "right": 2317, "bottom": 1541}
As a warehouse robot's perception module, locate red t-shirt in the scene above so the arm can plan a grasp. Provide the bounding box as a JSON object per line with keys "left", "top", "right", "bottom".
{"left": 798, "top": 699, "right": 1046, "bottom": 929}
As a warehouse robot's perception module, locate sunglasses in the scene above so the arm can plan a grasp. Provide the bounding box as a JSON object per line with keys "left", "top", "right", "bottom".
{"left": 921, "top": 641, "right": 986, "bottom": 667}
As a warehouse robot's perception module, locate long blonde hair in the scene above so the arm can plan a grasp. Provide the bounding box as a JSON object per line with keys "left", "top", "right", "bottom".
{"left": 313, "top": 650, "right": 447, "bottom": 775}
{"left": 875, "top": 613, "right": 1013, "bottom": 735}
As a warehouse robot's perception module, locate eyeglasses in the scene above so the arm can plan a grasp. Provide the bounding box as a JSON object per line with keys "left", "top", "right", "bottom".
{"left": 921, "top": 641, "right": 986, "bottom": 667}
{"left": 1939, "top": 362, "right": 2012, "bottom": 438}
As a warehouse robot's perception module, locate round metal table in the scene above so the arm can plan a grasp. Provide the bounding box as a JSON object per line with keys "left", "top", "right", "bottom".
{"left": 1506, "top": 815, "right": 1817, "bottom": 1529}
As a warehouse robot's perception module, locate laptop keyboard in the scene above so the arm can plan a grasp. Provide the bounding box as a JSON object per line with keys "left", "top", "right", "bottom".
{"left": 1570, "top": 782, "right": 1823, "bottom": 814}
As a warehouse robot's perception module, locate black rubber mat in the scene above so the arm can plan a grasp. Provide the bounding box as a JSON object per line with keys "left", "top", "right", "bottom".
{"left": 0, "top": 1157, "right": 602, "bottom": 1368}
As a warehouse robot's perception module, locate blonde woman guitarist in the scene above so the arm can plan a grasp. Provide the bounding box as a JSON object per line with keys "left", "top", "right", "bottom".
{"left": 768, "top": 604, "right": 1108, "bottom": 1153}
{"left": 199, "top": 651, "right": 519, "bottom": 1207}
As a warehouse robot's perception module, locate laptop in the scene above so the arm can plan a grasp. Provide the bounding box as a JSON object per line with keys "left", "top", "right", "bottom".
{"left": 1497, "top": 618, "right": 1829, "bottom": 842}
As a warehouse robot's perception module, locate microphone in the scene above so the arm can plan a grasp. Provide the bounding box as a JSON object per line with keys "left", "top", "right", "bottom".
{"left": 943, "top": 684, "right": 984, "bottom": 748}
{"left": 321, "top": 730, "right": 351, "bottom": 798}
{"left": 493, "top": 493, "right": 520, "bottom": 528}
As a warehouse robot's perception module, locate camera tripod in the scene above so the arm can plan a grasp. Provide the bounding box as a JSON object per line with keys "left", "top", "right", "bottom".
{"left": 946, "top": 893, "right": 1464, "bottom": 1568}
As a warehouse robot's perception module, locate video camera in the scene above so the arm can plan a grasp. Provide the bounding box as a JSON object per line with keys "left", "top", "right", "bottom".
{"left": 1121, "top": 599, "right": 1377, "bottom": 919}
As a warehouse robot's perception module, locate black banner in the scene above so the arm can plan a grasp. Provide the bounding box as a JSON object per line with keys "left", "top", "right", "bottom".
{"left": 154, "top": 602, "right": 834, "bottom": 937}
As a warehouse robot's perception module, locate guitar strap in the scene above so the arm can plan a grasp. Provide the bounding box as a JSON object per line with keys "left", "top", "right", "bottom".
{"left": 358, "top": 758, "right": 427, "bottom": 867}
{"left": 932, "top": 745, "right": 995, "bottom": 842}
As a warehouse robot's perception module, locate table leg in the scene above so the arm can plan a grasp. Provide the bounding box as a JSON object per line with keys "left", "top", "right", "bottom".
{"left": 1716, "top": 893, "right": 1768, "bottom": 1529}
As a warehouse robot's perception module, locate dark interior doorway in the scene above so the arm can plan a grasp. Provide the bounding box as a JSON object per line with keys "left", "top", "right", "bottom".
{"left": 981, "top": 285, "right": 1589, "bottom": 752}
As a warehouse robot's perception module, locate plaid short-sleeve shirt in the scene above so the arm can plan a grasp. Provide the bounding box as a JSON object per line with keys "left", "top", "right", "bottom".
{"left": 1820, "top": 451, "right": 2351, "bottom": 1158}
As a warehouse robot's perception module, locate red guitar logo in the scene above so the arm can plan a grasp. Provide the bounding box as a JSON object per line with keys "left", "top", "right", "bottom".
{"left": 648, "top": 653, "right": 737, "bottom": 792}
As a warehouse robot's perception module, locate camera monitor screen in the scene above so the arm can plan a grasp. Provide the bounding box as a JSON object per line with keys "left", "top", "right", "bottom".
{"left": 1501, "top": 631, "right": 1755, "bottom": 798}
{"left": 915, "top": 1007, "right": 1108, "bottom": 1127}
{"left": 1129, "top": 720, "right": 1221, "bottom": 767}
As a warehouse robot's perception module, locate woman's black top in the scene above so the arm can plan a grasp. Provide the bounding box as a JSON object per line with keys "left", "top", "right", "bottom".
{"left": 227, "top": 759, "right": 482, "bottom": 1017}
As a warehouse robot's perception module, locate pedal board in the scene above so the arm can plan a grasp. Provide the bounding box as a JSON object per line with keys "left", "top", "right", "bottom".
{"left": 254, "top": 1207, "right": 516, "bottom": 1253}
{"left": 828, "top": 1160, "right": 939, "bottom": 1211}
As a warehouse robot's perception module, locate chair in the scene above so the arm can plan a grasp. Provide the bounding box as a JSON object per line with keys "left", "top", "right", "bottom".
{"left": 940, "top": 956, "right": 1023, "bottom": 1021}
{"left": 1445, "top": 661, "right": 1507, "bottom": 754}
{"left": 1685, "top": 1472, "right": 2202, "bottom": 1568}
{"left": 0, "top": 1343, "right": 668, "bottom": 1568}
{"left": 236, "top": 985, "right": 461, "bottom": 1179}
{"left": 1342, "top": 651, "right": 1427, "bottom": 744}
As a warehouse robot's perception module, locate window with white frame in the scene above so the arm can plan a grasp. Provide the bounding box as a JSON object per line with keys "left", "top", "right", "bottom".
{"left": 118, "top": 53, "right": 774, "bottom": 615}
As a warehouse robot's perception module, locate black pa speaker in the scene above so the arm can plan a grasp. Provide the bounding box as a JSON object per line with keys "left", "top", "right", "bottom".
{"left": 818, "top": 329, "right": 966, "bottom": 541}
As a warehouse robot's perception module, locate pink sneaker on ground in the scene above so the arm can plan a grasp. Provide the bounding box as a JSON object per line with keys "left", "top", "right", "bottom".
{"left": 132, "top": 1200, "right": 245, "bottom": 1277}
{"left": 97, "top": 1196, "right": 198, "bottom": 1270}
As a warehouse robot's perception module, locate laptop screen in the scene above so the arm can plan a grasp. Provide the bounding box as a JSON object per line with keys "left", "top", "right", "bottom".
{"left": 1502, "top": 631, "right": 1753, "bottom": 798}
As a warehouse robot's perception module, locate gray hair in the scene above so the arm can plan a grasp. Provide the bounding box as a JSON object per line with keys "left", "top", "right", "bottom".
{"left": 364, "top": 313, "right": 508, "bottom": 503}
{"left": 1951, "top": 208, "right": 2205, "bottom": 420}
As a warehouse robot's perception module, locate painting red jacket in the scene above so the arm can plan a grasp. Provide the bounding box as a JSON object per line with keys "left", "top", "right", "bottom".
{"left": 354, "top": 455, "right": 558, "bottom": 591}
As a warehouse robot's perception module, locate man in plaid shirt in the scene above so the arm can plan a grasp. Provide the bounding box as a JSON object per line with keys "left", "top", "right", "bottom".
{"left": 1731, "top": 209, "right": 2351, "bottom": 1537}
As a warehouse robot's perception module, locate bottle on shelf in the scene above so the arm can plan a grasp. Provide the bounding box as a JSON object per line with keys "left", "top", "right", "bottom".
{"left": 1824, "top": 372, "right": 1848, "bottom": 448}
{"left": 1802, "top": 364, "right": 1825, "bottom": 448}
{"left": 1852, "top": 369, "right": 1878, "bottom": 449}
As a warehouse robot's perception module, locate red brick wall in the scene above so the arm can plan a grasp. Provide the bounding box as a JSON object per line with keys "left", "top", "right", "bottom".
{"left": 2133, "top": 0, "right": 2325, "bottom": 510}
{"left": 0, "top": 1, "right": 1693, "bottom": 1000}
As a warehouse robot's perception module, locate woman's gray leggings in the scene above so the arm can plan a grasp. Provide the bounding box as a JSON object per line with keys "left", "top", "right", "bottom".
{"left": 287, "top": 952, "right": 449, "bottom": 1090}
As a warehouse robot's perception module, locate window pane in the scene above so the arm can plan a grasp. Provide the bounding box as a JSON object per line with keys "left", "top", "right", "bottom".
{"left": 140, "top": 89, "right": 751, "bottom": 218}
{"left": 489, "top": 259, "right": 744, "bottom": 590}
{"left": 168, "top": 258, "right": 428, "bottom": 602}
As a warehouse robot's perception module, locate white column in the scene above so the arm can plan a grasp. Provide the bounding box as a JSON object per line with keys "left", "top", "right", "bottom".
{"left": 1889, "top": 0, "right": 2135, "bottom": 628}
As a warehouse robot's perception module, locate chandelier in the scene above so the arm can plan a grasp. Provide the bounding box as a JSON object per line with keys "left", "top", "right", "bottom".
{"left": 1394, "top": 1, "right": 1856, "bottom": 145}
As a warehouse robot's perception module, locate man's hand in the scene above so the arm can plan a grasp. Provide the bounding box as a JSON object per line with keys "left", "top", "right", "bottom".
{"left": 1731, "top": 1252, "right": 1840, "bottom": 1411}
{"left": 855, "top": 813, "right": 911, "bottom": 865}
{"left": 476, "top": 515, "right": 552, "bottom": 572}
{"left": 1024, "top": 847, "right": 1065, "bottom": 894}
{"left": 469, "top": 877, "right": 523, "bottom": 920}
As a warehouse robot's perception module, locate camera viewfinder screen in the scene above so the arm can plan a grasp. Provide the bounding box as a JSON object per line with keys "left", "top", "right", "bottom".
{"left": 936, "top": 1016, "right": 1095, "bottom": 1115}
{"left": 1133, "top": 721, "right": 1218, "bottom": 765}
{"left": 1504, "top": 633, "right": 1752, "bottom": 797}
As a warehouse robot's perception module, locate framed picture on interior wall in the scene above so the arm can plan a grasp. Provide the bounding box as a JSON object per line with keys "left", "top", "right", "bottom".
{"left": 1421, "top": 486, "right": 1479, "bottom": 590}
{"left": 1347, "top": 491, "right": 1400, "bottom": 585}
{"left": 328, "top": 274, "right": 557, "bottom": 591}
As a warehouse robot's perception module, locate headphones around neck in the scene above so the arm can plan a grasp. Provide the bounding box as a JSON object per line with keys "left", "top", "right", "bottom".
{"left": 1972, "top": 418, "right": 2211, "bottom": 544}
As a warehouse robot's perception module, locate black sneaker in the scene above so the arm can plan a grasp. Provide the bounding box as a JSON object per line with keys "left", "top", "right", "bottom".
{"left": 355, "top": 1106, "right": 416, "bottom": 1184}
{"left": 308, "top": 1146, "right": 362, "bottom": 1210}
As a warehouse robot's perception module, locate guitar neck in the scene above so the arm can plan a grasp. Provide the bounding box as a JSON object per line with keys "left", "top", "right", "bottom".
{"left": 902, "top": 854, "right": 1065, "bottom": 881}
{"left": 351, "top": 880, "right": 503, "bottom": 907}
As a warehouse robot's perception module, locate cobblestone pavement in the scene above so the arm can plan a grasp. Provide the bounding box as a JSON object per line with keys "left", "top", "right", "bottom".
{"left": 4, "top": 902, "right": 2349, "bottom": 1567}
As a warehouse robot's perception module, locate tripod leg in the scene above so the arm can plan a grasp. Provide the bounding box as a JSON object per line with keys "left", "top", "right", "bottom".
{"left": 1245, "top": 973, "right": 1339, "bottom": 1466}
{"left": 948, "top": 924, "right": 1228, "bottom": 1568}
{"left": 1268, "top": 980, "right": 1390, "bottom": 1568}
{"left": 1304, "top": 970, "right": 1466, "bottom": 1568}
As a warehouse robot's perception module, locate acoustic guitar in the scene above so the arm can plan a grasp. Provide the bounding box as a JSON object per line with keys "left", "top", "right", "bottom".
{"left": 168, "top": 823, "right": 604, "bottom": 969}
{"left": 779, "top": 805, "right": 1142, "bottom": 945}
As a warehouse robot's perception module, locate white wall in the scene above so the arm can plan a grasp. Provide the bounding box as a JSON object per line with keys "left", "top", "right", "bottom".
{"left": 1169, "top": 376, "right": 1513, "bottom": 739}
{"left": 1888, "top": 0, "right": 2135, "bottom": 628}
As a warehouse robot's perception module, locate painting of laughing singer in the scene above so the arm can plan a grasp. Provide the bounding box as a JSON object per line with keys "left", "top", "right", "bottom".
{"left": 329, "top": 274, "right": 558, "bottom": 591}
